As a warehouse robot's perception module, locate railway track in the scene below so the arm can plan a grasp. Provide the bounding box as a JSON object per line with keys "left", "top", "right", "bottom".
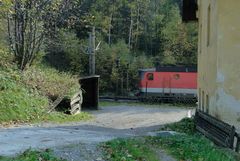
{"left": 100, "top": 96, "right": 197, "bottom": 105}
{"left": 99, "top": 96, "right": 139, "bottom": 102}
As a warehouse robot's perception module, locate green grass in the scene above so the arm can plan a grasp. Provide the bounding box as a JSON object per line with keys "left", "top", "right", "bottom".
{"left": 0, "top": 66, "right": 92, "bottom": 125}
{"left": 155, "top": 118, "right": 239, "bottom": 161}
{"left": 0, "top": 149, "right": 65, "bottom": 161}
{"left": 160, "top": 118, "right": 196, "bottom": 135}
{"left": 46, "top": 111, "right": 92, "bottom": 123}
{"left": 102, "top": 138, "right": 158, "bottom": 161}
{"left": 103, "top": 135, "right": 239, "bottom": 161}
{"left": 102, "top": 118, "right": 240, "bottom": 161}
{"left": 148, "top": 135, "right": 239, "bottom": 161}
{"left": 0, "top": 70, "right": 48, "bottom": 124}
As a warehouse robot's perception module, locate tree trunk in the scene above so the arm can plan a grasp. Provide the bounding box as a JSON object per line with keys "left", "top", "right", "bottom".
{"left": 108, "top": 14, "right": 112, "bottom": 45}
{"left": 128, "top": 16, "right": 133, "bottom": 49}
{"left": 135, "top": 2, "right": 140, "bottom": 50}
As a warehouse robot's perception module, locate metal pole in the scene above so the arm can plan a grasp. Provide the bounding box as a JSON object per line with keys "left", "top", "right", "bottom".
{"left": 121, "top": 77, "right": 123, "bottom": 95}
{"left": 88, "top": 32, "right": 92, "bottom": 75}
{"left": 88, "top": 27, "right": 96, "bottom": 76}
{"left": 126, "top": 71, "right": 129, "bottom": 95}
{"left": 92, "top": 27, "right": 96, "bottom": 75}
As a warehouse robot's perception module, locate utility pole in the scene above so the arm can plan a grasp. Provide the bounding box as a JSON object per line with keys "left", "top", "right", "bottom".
{"left": 126, "top": 63, "right": 129, "bottom": 95}
{"left": 89, "top": 27, "right": 96, "bottom": 75}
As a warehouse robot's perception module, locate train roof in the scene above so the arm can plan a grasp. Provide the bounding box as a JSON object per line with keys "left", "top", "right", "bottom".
{"left": 156, "top": 66, "right": 197, "bottom": 72}
{"left": 139, "top": 66, "right": 197, "bottom": 73}
{"left": 138, "top": 68, "right": 156, "bottom": 72}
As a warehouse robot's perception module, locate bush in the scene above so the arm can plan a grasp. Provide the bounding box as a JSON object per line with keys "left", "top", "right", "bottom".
{"left": 22, "top": 65, "right": 80, "bottom": 98}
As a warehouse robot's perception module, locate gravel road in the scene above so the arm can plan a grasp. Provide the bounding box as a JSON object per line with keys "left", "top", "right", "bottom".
{"left": 0, "top": 104, "right": 194, "bottom": 160}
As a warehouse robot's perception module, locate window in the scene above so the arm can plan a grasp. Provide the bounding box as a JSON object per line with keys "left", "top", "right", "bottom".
{"left": 174, "top": 74, "right": 180, "bottom": 80}
{"left": 147, "top": 73, "right": 154, "bottom": 81}
{"left": 202, "top": 91, "right": 205, "bottom": 111}
{"left": 207, "top": 5, "right": 211, "bottom": 46}
{"left": 206, "top": 94, "right": 209, "bottom": 113}
{"left": 198, "top": 89, "right": 201, "bottom": 109}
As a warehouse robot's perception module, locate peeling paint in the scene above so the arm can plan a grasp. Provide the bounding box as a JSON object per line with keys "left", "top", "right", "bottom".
{"left": 216, "top": 88, "right": 240, "bottom": 131}
{"left": 216, "top": 71, "right": 225, "bottom": 83}
{"left": 216, "top": 88, "right": 240, "bottom": 111}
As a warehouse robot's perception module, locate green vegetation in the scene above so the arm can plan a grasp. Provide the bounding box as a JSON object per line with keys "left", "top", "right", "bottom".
{"left": 46, "top": 111, "right": 92, "bottom": 124}
{"left": 0, "top": 67, "right": 91, "bottom": 125}
{"left": 0, "top": 69, "right": 48, "bottom": 124}
{"left": 0, "top": 149, "right": 65, "bottom": 161}
{"left": 0, "top": 48, "right": 91, "bottom": 125}
{"left": 148, "top": 135, "right": 238, "bottom": 161}
{"left": 39, "top": 0, "right": 197, "bottom": 94}
{"left": 103, "top": 118, "right": 240, "bottom": 161}
{"left": 160, "top": 118, "right": 196, "bottom": 134}
{"left": 0, "top": 0, "right": 198, "bottom": 124}
{"left": 22, "top": 65, "right": 79, "bottom": 98}
{"left": 102, "top": 138, "right": 158, "bottom": 161}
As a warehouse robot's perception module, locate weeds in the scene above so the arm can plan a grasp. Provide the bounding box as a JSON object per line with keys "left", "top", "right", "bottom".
{"left": 22, "top": 65, "right": 80, "bottom": 98}
{"left": 160, "top": 118, "right": 196, "bottom": 134}
{"left": 0, "top": 149, "right": 65, "bottom": 161}
{"left": 102, "top": 138, "right": 158, "bottom": 161}
{"left": 148, "top": 135, "right": 238, "bottom": 161}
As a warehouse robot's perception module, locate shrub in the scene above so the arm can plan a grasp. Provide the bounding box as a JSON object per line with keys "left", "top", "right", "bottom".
{"left": 22, "top": 65, "right": 80, "bottom": 98}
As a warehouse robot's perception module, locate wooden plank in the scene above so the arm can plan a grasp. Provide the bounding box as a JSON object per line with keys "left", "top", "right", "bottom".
{"left": 71, "top": 104, "right": 80, "bottom": 111}
{"left": 198, "top": 111, "right": 233, "bottom": 133}
{"left": 71, "top": 96, "right": 80, "bottom": 106}
{"left": 47, "top": 95, "right": 65, "bottom": 113}
{"left": 195, "top": 111, "right": 236, "bottom": 149}
{"left": 69, "top": 91, "right": 83, "bottom": 115}
{"left": 70, "top": 104, "right": 80, "bottom": 115}
{"left": 196, "top": 126, "right": 228, "bottom": 147}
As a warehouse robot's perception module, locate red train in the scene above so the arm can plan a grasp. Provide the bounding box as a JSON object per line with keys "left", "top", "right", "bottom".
{"left": 137, "top": 66, "right": 197, "bottom": 102}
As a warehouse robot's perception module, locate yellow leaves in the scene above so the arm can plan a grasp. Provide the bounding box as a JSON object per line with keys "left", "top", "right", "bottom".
{"left": 0, "top": 0, "right": 14, "bottom": 19}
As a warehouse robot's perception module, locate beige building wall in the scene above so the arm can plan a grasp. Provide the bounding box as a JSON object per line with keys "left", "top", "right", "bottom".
{"left": 198, "top": 0, "right": 240, "bottom": 132}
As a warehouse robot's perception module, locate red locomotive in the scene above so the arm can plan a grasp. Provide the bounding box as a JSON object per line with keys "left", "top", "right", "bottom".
{"left": 137, "top": 66, "right": 197, "bottom": 102}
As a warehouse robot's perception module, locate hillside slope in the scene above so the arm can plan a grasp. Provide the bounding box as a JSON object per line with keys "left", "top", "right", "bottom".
{"left": 0, "top": 48, "right": 91, "bottom": 125}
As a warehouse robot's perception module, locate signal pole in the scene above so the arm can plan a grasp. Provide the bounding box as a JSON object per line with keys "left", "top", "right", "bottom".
{"left": 89, "top": 27, "right": 96, "bottom": 75}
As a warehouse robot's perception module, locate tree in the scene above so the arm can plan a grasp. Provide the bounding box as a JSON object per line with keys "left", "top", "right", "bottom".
{"left": 6, "top": 0, "right": 61, "bottom": 70}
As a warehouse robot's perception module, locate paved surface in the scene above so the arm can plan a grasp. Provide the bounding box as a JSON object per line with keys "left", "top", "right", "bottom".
{"left": 0, "top": 105, "right": 193, "bottom": 160}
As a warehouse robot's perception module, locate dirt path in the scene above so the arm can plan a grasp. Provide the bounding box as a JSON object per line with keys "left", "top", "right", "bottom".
{"left": 0, "top": 104, "right": 193, "bottom": 160}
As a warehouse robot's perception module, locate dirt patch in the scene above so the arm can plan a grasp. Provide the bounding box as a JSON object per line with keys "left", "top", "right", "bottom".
{"left": 0, "top": 104, "right": 193, "bottom": 161}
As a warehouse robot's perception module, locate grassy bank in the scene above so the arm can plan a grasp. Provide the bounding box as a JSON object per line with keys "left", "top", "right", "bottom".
{"left": 102, "top": 118, "right": 240, "bottom": 161}
{"left": 0, "top": 69, "right": 92, "bottom": 125}
{"left": 0, "top": 149, "right": 65, "bottom": 161}
{"left": 0, "top": 48, "right": 92, "bottom": 125}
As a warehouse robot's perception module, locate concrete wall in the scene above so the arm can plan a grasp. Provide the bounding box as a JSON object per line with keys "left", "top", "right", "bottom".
{"left": 198, "top": 0, "right": 240, "bottom": 132}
